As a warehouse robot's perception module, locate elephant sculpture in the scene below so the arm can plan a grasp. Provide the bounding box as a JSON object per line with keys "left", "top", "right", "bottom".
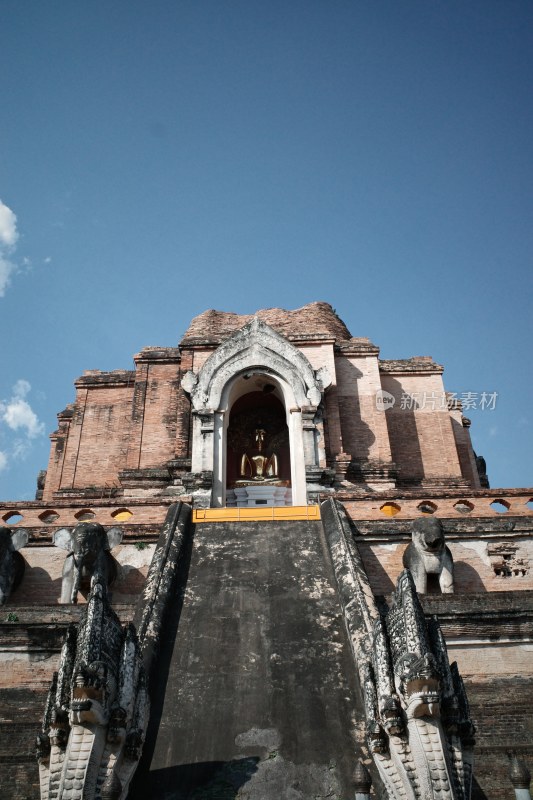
{"left": 0, "top": 526, "right": 29, "bottom": 604}
{"left": 402, "top": 516, "right": 454, "bottom": 594}
{"left": 53, "top": 522, "right": 122, "bottom": 604}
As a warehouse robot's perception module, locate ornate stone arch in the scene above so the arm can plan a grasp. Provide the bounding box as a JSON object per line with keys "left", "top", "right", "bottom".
{"left": 181, "top": 317, "right": 331, "bottom": 507}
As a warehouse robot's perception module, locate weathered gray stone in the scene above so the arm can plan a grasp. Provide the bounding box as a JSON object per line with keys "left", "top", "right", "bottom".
{"left": 133, "top": 501, "right": 192, "bottom": 675}
{"left": 53, "top": 522, "right": 122, "bottom": 604}
{"left": 322, "top": 498, "right": 475, "bottom": 800}
{"left": 0, "top": 526, "right": 28, "bottom": 605}
{"left": 129, "top": 515, "right": 363, "bottom": 798}
{"left": 37, "top": 577, "right": 148, "bottom": 800}
{"left": 403, "top": 516, "right": 454, "bottom": 594}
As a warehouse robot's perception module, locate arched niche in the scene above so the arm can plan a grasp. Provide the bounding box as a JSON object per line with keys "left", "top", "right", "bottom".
{"left": 181, "top": 318, "right": 330, "bottom": 507}
{"left": 226, "top": 386, "right": 290, "bottom": 488}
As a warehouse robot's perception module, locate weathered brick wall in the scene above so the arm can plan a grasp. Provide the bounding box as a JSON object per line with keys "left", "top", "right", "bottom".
{"left": 180, "top": 301, "right": 352, "bottom": 343}
{"left": 46, "top": 381, "right": 134, "bottom": 495}
{"left": 358, "top": 537, "right": 533, "bottom": 594}
{"left": 449, "top": 404, "right": 481, "bottom": 487}
{"left": 341, "top": 490, "right": 533, "bottom": 520}
{"left": 136, "top": 363, "right": 181, "bottom": 469}
{"left": 298, "top": 342, "right": 342, "bottom": 461}
{"left": 335, "top": 353, "right": 394, "bottom": 463}
{"left": 465, "top": 678, "right": 533, "bottom": 799}
{"left": 175, "top": 349, "right": 194, "bottom": 459}
{"left": 420, "top": 593, "right": 533, "bottom": 798}
{"left": 43, "top": 406, "right": 74, "bottom": 499}
{"left": 0, "top": 499, "right": 172, "bottom": 528}
{"left": 353, "top": 510, "right": 533, "bottom": 594}
{"left": 9, "top": 543, "right": 154, "bottom": 606}
{"left": 381, "top": 370, "right": 463, "bottom": 483}
{"left": 0, "top": 606, "right": 136, "bottom": 800}
{"left": 41, "top": 361, "right": 189, "bottom": 497}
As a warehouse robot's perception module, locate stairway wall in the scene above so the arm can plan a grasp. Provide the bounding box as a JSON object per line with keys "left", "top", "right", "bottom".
{"left": 130, "top": 518, "right": 365, "bottom": 799}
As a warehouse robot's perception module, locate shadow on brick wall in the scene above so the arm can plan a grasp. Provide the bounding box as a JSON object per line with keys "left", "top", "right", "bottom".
{"left": 382, "top": 377, "right": 425, "bottom": 484}
{"left": 357, "top": 543, "right": 396, "bottom": 594}
{"left": 454, "top": 561, "right": 487, "bottom": 592}
{"left": 472, "top": 776, "right": 489, "bottom": 800}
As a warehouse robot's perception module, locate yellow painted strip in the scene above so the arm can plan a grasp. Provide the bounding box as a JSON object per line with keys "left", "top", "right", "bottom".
{"left": 192, "top": 505, "right": 321, "bottom": 523}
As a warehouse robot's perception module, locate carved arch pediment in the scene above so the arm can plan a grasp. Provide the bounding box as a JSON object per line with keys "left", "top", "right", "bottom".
{"left": 181, "top": 317, "right": 330, "bottom": 411}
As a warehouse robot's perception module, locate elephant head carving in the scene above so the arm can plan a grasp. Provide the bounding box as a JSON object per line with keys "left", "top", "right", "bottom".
{"left": 53, "top": 522, "right": 122, "bottom": 604}
{"left": 402, "top": 517, "right": 454, "bottom": 594}
{"left": 0, "top": 526, "right": 29, "bottom": 605}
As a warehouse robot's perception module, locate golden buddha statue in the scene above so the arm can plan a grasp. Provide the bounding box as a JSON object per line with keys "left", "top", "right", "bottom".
{"left": 237, "top": 428, "right": 280, "bottom": 483}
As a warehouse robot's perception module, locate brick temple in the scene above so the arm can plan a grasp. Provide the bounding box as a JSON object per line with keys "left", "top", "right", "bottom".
{"left": 0, "top": 302, "right": 531, "bottom": 799}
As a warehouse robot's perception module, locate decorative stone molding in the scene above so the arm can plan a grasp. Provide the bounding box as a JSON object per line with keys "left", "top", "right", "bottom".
{"left": 348, "top": 459, "right": 398, "bottom": 490}
{"left": 180, "top": 317, "right": 329, "bottom": 506}
{"left": 37, "top": 503, "right": 193, "bottom": 800}
{"left": 332, "top": 451, "right": 353, "bottom": 484}
{"left": 322, "top": 499, "right": 474, "bottom": 800}
{"left": 509, "top": 753, "right": 532, "bottom": 799}
{"left": 181, "top": 316, "right": 326, "bottom": 412}
{"left": 488, "top": 542, "right": 529, "bottom": 578}
{"left": 353, "top": 759, "right": 372, "bottom": 799}
{"left": 118, "top": 468, "right": 171, "bottom": 489}
{"left": 36, "top": 577, "right": 148, "bottom": 800}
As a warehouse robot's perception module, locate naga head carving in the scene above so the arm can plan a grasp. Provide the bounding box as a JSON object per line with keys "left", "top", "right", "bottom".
{"left": 49, "top": 707, "right": 70, "bottom": 750}
{"left": 367, "top": 720, "right": 389, "bottom": 755}
{"left": 396, "top": 651, "right": 440, "bottom": 719}
{"left": 35, "top": 731, "right": 51, "bottom": 762}
{"left": 71, "top": 660, "right": 109, "bottom": 725}
{"left": 125, "top": 729, "right": 144, "bottom": 761}
{"left": 380, "top": 694, "right": 404, "bottom": 736}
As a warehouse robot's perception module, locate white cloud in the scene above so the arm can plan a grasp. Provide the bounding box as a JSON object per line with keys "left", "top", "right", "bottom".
{"left": 0, "top": 380, "right": 45, "bottom": 441}
{"left": 0, "top": 200, "right": 19, "bottom": 297}
{"left": 13, "top": 379, "right": 31, "bottom": 399}
{"left": 12, "top": 439, "right": 30, "bottom": 460}
{"left": 0, "top": 451, "right": 7, "bottom": 471}
{"left": 2, "top": 398, "right": 44, "bottom": 438}
{"left": 0, "top": 200, "right": 18, "bottom": 248}
{"left": 0, "top": 256, "right": 15, "bottom": 297}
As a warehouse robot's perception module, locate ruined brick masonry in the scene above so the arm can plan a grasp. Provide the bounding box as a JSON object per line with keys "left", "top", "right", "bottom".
{"left": 0, "top": 302, "right": 531, "bottom": 799}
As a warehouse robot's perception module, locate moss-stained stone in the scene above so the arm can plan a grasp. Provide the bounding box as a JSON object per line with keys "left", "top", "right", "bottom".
{"left": 130, "top": 519, "right": 364, "bottom": 799}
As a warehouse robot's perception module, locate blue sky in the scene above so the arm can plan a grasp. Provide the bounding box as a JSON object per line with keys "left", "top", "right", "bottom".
{"left": 0, "top": 0, "right": 531, "bottom": 499}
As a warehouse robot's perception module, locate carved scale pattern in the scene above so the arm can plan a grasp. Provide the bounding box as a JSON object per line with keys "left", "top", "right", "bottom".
{"left": 322, "top": 501, "right": 475, "bottom": 800}
{"left": 38, "top": 502, "right": 191, "bottom": 800}
{"left": 364, "top": 571, "right": 475, "bottom": 800}
{"left": 37, "top": 577, "right": 148, "bottom": 800}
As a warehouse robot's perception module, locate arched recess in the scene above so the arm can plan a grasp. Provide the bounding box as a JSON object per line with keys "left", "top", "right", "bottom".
{"left": 226, "top": 385, "right": 290, "bottom": 488}
{"left": 181, "top": 317, "right": 330, "bottom": 507}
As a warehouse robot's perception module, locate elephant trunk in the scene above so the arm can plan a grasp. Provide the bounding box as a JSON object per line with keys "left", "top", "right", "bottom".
{"left": 70, "top": 561, "right": 82, "bottom": 604}
{"left": 0, "top": 556, "right": 14, "bottom": 605}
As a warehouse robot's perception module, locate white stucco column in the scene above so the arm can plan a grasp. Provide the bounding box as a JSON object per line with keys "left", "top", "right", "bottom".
{"left": 190, "top": 410, "right": 215, "bottom": 474}
{"left": 212, "top": 410, "right": 227, "bottom": 508}
{"left": 288, "top": 408, "right": 307, "bottom": 506}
